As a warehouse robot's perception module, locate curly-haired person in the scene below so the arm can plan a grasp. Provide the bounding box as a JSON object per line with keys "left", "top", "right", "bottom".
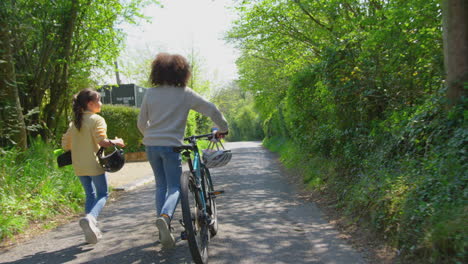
{"left": 138, "top": 53, "right": 228, "bottom": 248}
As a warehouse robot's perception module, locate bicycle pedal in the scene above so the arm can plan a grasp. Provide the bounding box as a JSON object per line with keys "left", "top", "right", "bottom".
{"left": 180, "top": 230, "right": 188, "bottom": 240}
{"left": 210, "top": 190, "right": 225, "bottom": 196}
{"left": 208, "top": 217, "right": 215, "bottom": 226}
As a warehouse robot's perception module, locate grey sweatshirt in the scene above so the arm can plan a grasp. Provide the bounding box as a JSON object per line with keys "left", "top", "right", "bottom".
{"left": 137, "top": 86, "right": 228, "bottom": 146}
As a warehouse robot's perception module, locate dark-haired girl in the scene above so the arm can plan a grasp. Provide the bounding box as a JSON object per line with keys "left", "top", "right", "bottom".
{"left": 62, "top": 88, "right": 125, "bottom": 244}
{"left": 138, "top": 53, "right": 228, "bottom": 248}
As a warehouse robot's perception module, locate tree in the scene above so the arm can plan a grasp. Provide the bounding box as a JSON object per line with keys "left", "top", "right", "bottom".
{"left": 0, "top": 2, "right": 27, "bottom": 149}
{"left": 41, "top": 0, "right": 79, "bottom": 136}
{"left": 211, "top": 81, "right": 263, "bottom": 140}
{"left": 442, "top": 0, "right": 468, "bottom": 106}
{"left": 4, "top": 0, "right": 158, "bottom": 143}
{"left": 227, "top": 1, "right": 465, "bottom": 261}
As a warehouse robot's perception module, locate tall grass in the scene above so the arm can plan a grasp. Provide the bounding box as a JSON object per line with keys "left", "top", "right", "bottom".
{"left": 0, "top": 139, "right": 84, "bottom": 240}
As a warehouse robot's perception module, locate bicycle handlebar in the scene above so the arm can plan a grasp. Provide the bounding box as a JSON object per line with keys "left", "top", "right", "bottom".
{"left": 183, "top": 131, "right": 228, "bottom": 142}
{"left": 183, "top": 133, "right": 213, "bottom": 141}
{"left": 174, "top": 131, "right": 228, "bottom": 153}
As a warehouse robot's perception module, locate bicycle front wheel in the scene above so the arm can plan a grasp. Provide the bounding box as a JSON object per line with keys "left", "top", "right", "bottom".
{"left": 204, "top": 167, "right": 218, "bottom": 237}
{"left": 180, "top": 171, "right": 209, "bottom": 264}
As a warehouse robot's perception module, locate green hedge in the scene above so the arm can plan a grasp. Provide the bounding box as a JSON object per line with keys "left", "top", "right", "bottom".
{"left": 100, "top": 105, "right": 144, "bottom": 153}
{"left": 100, "top": 105, "right": 214, "bottom": 152}
{"left": 263, "top": 99, "right": 467, "bottom": 263}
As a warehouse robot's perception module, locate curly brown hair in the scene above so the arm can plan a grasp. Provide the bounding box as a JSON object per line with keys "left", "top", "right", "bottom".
{"left": 149, "top": 53, "right": 191, "bottom": 87}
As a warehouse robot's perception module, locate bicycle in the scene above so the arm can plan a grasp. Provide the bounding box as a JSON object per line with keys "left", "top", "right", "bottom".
{"left": 173, "top": 132, "right": 228, "bottom": 264}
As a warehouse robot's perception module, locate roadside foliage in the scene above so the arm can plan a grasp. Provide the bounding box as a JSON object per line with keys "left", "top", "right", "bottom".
{"left": 211, "top": 81, "right": 264, "bottom": 141}
{"left": 0, "top": 0, "right": 237, "bottom": 241}
{"left": 0, "top": 139, "right": 83, "bottom": 240}
{"left": 0, "top": 0, "right": 158, "bottom": 241}
{"left": 0, "top": 0, "right": 157, "bottom": 145}
{"left": 0, "top": 0, "right": 466, "bottom": 262}
{"left": 227, "top": 0, "right": 466, "bottom": 262}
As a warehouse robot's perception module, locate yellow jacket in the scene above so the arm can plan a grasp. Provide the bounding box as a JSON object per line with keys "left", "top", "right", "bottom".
{"left": 62, "top": 111, "right": 107, "bottom": 176}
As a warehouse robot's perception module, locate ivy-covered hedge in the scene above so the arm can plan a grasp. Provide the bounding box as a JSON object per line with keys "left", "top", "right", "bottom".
{"left": 264, "top": 99, "right": 467, "bottom": 263}
{"left": 228, "top": 0, "right": 466, "bottom": 262}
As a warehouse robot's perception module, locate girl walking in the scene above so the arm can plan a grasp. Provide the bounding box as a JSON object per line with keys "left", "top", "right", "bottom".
{"left": 62, "top": 88, "right": 125, "bottom": 244}
{"left": 138, "top": 53, "right": 228, "bottom": 248}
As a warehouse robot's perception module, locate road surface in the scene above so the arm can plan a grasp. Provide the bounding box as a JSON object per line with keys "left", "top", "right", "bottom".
{"left": 0, "top": 141, "right": 365, "bottom": 264}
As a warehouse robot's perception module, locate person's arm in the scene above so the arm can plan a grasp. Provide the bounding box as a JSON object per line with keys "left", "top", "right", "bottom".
{"left": 93, "top": 115, "right": 125, "bottom": 148}
{"left": 189, "top": 89, "right": 229, "bottom": 133}
{"left": 61, "top": 123, "right": 73, "bottom": 150}
{"left": 99, "top": 138, "right": 125, "bottom": 148}
{"left": 137, "top": 93, "right": 149, "bottom": 135}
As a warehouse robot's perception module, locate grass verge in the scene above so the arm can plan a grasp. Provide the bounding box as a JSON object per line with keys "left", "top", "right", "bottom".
{"left": 263, "top": 134, "right": 466, "bottom": 264}
{"left": 0, "top": 139, "right": 84, "bottom": 242}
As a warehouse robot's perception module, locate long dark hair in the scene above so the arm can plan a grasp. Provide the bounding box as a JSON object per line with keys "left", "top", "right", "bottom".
{"left": 73, "top": 89, "right": 100, "bottom": 130}
{"left": 149, "top": 53, "right": 191, "bottom": 87}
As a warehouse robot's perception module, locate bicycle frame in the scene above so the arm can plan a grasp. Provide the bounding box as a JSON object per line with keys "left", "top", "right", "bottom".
{"left": 187, "top": 146, "right": 207, "bottom": 211}
{"left": 175, "top": 132, "right": 225, "bottom": 264}
{"left": 177, "top": 133, "right": 214, "bottom": 217}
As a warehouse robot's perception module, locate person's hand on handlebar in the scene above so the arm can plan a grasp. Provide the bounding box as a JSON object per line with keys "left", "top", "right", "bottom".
{"left": 215, "top": 131, "right": 228, "bottom": 139}
{"left": 211, "top": 127, "right": 228, "bottom": 140}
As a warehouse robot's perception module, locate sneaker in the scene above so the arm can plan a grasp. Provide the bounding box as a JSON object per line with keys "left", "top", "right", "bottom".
{"left": 79, "top": 215, "right": 100, "bottom": 244}
{"left": 89, "top": 215, "right": 103, "bottom": 238}
{"left": 156, "top": 215, "right": 175, "bottom": 248}
{"left": 96, "top": 227, "right": 103, "bottom": 239}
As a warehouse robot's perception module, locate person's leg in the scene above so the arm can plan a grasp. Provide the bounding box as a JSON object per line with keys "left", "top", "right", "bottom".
{"left": 153, "top": 147, "right": 180, "bottom": 248}
{"left": 89, "top": 173, "right": 108, "bottom": 220}
{"left": 159, "top": 147, "right": 182, "bottom": 220}
{"left": 78, "top": 175, "right": 101, "bottom": 244}
{"left": 146, "top": 146, "right": 167, "bottom": 216}
{"left": 78, "top": 176, "right": 96, "bottom": 214}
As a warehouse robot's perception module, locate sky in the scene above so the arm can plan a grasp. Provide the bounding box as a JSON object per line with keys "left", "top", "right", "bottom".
{"left": 118, "top": 0, "right": 240, "bottom": 87}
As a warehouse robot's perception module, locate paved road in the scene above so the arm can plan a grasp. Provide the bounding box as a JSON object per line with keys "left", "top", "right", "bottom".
{"left": 0, "top": 142, "right": 365, "bottom": 264}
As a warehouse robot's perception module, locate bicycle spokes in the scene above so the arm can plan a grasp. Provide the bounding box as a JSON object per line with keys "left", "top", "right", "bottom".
{"left": 177, "top": 131, "right": 226, "bottom": 264}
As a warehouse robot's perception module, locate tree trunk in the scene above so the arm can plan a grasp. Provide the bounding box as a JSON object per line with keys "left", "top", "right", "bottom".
{"left": 442, "top": 0, "right": 468, "bottom": 106}
{"left": 43, "top": 0, "right": 79, "bottom": 137}
{"left": 0, "top": 13, "right": 27, "bottom": 149}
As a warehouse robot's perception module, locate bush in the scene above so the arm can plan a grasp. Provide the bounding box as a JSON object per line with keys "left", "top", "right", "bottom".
{"left": 0, "top": 138, "right": 83, "bottom": 240}
{"left": 229, "top": 104, "right": 264, "bottom": 141}
{"left": 100, "top": 105, "right": 143, "bottom": 153}
{"left": 211, "top": 83, "right": 264, "bottom": 141}
{"left": 101, "top": 105, "right": 215, "bottom": 152}
{"left": 264, "top": 96, "right": 467, "bottom": 263}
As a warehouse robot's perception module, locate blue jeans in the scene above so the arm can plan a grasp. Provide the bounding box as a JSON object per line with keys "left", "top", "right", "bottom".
{"left": 146, "top": 146, "right": 182, "bottom": 219}
{"left": 78, "top": 174, "right": 108, "bottom": 220}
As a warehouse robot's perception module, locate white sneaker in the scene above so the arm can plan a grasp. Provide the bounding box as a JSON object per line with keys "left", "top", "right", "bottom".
{"left": 156, "top": 216, "right": 175, "bottom": 248}
{"left": 88, "top": 214, "right": 97, "bottom": 226}
{"left": 79, "top": 215, "right": 100, "bottom": 244}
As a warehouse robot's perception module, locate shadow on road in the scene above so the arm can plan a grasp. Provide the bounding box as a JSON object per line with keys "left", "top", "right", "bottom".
{"left": 206, "top": 142, "right": 363, "bottom": 263}
{"left": 0, "top": 243, "right": 92, "bottom": 264}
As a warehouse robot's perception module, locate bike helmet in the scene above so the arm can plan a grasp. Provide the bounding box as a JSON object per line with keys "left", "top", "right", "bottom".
{"left": 96, "top": 145, "right": 125, "bottom": 172}
{"left": 202, "top": 140, "right": 232, "bottom": 168}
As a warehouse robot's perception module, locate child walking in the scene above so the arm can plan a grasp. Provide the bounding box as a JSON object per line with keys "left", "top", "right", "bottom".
{"left": 62, "top": 88, "right": 125, "bottom": 244}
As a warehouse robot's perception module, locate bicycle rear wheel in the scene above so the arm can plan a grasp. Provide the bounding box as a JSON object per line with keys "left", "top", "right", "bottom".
{"left": 180, "top": 171, "right": 209, "bottom": 264}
